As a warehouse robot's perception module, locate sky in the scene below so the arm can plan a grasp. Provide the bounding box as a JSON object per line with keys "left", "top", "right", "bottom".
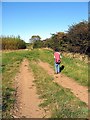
{"left": 1, "top": 0, "right": 89, "bottom": 2}
{"left": 1, "top": 2, "right": 88, "bottom": 43}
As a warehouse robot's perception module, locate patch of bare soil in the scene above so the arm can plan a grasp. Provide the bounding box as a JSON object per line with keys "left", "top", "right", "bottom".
{"left": 13, "top": 59, "right": 50, "bottom": 118}
{"left": 38, "top": 61, "right": 88, "bottom": 105}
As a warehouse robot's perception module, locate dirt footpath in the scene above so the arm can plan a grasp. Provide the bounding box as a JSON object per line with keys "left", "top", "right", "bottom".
{"left": 38, "top": 61, "right": 88, "bottom": 105}
{"left": 13, "top": 59, "right": 88, "bottom": 118}
{"left": 13, "top": 59, "right": 50, "bottom": 118}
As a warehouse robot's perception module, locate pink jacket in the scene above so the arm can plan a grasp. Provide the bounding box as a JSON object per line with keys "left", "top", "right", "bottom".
{"left": 54, "top": 52, "right": 61, "bottom": 63}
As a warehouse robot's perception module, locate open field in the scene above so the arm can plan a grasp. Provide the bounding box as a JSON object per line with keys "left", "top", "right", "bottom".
{"left": 2, "top": 49, "right": 88, "bottom": 118}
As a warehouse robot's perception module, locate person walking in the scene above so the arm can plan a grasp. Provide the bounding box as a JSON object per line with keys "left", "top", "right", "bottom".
{"left": 54, "top": 48, "right": 62, "bottom": 74}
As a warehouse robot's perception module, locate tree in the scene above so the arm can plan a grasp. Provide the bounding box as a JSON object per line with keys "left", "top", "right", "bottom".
{"left": 17, "top": 35, "right": 21, "bottom": 39}
{"left": 29, "top": 35, "right": 41, "bottom": 43}
{"left": 67, "top": 21, "right": 88, "bottom": 53}
{"left": 33, "top": 40, "right": 43, "bottom": 48}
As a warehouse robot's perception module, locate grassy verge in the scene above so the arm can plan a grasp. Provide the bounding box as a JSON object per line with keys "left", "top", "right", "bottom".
{"left": 29, "top": 60, "right": 88, "bottom": 118}
{"left": 16, "top": 48, "right": 88, "bottom": 87}
{"left": 2, "top": 51, "right": 25, "bottom": 118}
{"left": 29, "top": 49, "right": 88, "bottom": 86}
{"left": 2, "top": 48, "right": 88, "bottom": 118}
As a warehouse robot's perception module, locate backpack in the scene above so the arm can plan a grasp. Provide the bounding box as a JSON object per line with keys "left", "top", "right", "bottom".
{"left": 54, "top": 52, "right": 61, "bottom": 64}
{"left": 55, "top": 58, "right": 60, "bottom": 64}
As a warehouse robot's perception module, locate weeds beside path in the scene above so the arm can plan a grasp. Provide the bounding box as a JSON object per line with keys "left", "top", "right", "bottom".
{"left": 38, "top": 61, "right": 88, "bottom": 105}
{"left": 2, "top": 49, "right": 88, "bottom": 118}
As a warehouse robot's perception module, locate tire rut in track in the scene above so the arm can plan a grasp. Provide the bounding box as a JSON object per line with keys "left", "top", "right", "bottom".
{"left": 38, "top": 61, "right": 88, "bottom": 105}
{"left": 13, "top": 59, "right": 50, "bottom": 118}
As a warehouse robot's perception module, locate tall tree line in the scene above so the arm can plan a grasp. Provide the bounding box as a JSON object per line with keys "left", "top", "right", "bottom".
{"left": 31, "top": 21, "right": 89, "bottom": 55}
{"left": 1, "top": 36, "right": 26, "bottom": 50}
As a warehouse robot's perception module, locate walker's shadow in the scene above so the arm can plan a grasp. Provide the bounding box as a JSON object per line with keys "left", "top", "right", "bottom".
{"left": 60, "top": 65, "right": 65, "bottom": 72}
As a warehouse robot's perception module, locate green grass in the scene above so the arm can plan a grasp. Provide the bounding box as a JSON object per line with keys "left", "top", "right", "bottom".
{"left": 29, "top": 49, "right": 88, "bottom": 86}
{"left": 2, "top": 51, "right": 25, "bottom": 118}
{"left": 2, "top": 49, "right": 88, "bottom": 118}
{"left": 17, "top": 48, "right": 88, "bottom": 86}
{"left": 29, "top": 61, "right": 88, "bottom": 118}
{"left": 62, "top": 56, "right": 88, "bottom": 86}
